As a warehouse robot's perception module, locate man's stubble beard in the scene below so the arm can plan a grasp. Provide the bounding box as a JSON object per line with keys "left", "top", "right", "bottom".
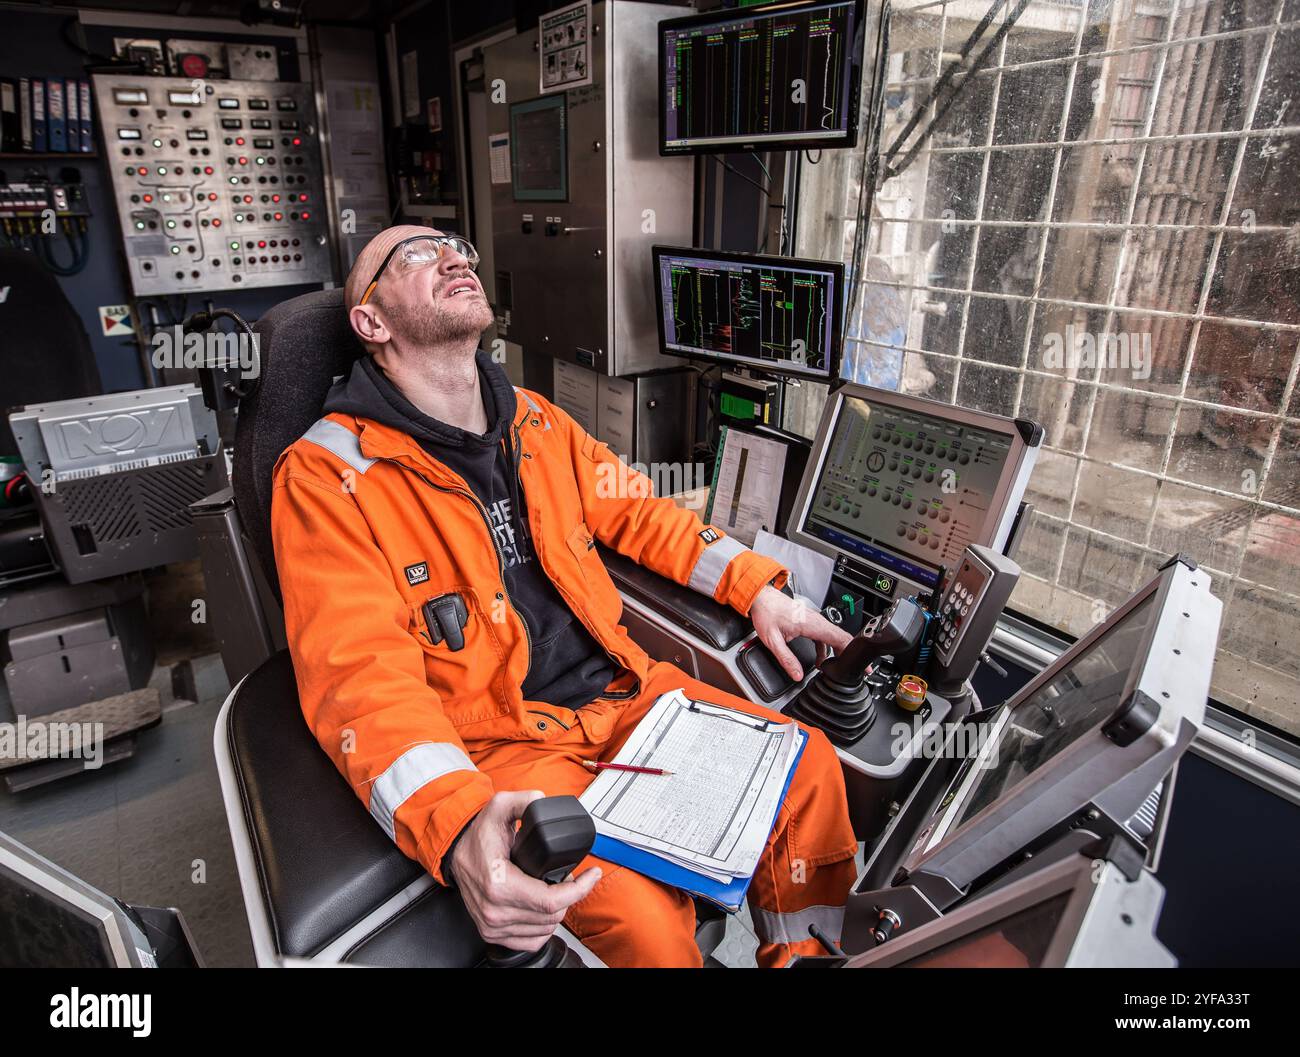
{"left": 381, "top": 292, "right": 492, "bottom": 348}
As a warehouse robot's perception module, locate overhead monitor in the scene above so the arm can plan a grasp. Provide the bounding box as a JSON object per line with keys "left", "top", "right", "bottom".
{"left": 659, "top": 0, "right": 866, "bottom": 154}
{"left": 0, "top": 831, "right": 155, "bottom": 968}
{"left": 900, "top": 557, "right": 1222, "bottom": 895}
{"left": 653, "top": 246, "right": 845, "bottom": 381}
{"left": 844, "top": 854, "right": 1175, "bottom": 968}
{"left": 787, "top": 382, "right": 1041, "bottom": 601}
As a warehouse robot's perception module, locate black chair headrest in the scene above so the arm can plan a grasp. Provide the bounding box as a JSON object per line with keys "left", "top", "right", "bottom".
{"left": 234, "top": 288, "right": 364, "bottom": 600}
{"left": 0, "top": 248, "right": 101, "bottom": 458}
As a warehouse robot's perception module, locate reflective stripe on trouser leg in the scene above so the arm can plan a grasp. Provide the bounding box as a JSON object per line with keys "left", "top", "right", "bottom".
{"left": 368, "top": 742, "right": 476, "bottom": 840}
{"left": 687, "top": 535, "right": 747, "bottom": 596}
{"left": 749, "top": 904, "right": 846, "bottom": 946}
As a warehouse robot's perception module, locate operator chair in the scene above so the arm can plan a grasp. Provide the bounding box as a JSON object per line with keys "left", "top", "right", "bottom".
{"left": 207, "top": 289, "right": 726, "bottom": 966}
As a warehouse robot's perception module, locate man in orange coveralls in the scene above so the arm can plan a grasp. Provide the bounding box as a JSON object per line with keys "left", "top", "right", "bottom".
{"left": 271, "top": 226, "right": 860, "bottom": 967}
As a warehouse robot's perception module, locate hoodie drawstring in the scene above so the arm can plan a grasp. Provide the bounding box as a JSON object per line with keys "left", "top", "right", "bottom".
{"left": 502, "top": 423, "right": 530, "bottom": 563}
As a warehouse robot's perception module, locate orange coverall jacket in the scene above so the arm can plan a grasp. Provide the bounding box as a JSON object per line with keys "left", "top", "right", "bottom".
{"left": 270, "top": 387, "right": 789, "bottom": 886}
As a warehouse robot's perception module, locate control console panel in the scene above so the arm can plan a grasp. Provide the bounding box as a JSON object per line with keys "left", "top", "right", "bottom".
{"left": 93, "top": 73, "right": 334, "bottom": 295}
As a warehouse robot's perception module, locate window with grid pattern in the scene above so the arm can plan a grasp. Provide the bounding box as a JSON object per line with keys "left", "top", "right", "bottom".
{"left": 792, "top": 0, "right": 1300, "bottom": 735}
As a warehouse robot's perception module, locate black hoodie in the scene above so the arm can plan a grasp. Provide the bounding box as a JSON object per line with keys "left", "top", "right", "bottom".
{"left": 322, "top": 352, "right": 616, "bottom": 712}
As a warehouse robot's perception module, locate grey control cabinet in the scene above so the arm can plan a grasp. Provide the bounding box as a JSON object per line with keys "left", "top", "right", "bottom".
{"left": 485, "top": 1, "right": 694, "bottom": 391}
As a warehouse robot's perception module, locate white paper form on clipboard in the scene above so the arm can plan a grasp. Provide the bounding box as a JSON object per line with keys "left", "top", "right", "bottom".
{"left": 578, "top": 689, "right": 800, "bottom": 883}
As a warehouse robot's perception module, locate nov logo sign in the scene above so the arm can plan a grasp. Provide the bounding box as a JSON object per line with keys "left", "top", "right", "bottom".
{"left": 55, "top": 406, "right": 182, "bottom": 460}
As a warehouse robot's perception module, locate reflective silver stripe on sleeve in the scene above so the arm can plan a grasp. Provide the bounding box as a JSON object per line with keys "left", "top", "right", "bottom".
{"left": 301, "top": 419, "right": 376, "bottom": 475}
{"left": 513, "top": 387, "right": 550, "bottom": 429}
{"left": 687, "top": 533, "right": 748, "bottom": 597}
{"left": 749, "top": 904, "right": 846, "bottom": 946}
{"left": 368, "top": 742, "right": 477, "bottom": 841}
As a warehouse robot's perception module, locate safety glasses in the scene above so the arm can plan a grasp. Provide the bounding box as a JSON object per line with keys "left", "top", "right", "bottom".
{"left": 357, "top": 234, "right": 480, "bottom": 306}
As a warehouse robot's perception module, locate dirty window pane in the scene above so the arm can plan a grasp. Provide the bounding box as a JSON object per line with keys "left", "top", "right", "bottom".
{"left": 793, "top": 0, "right": 1300, "bottom": 736}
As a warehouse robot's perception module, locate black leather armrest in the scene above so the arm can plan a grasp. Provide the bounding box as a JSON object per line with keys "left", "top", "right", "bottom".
{"left": 738, "top": 637, "right": 819, "bottom": 702}
{"left": 227, "top": 650, "right": 481, "bottom": 963}
{"left": 597, "top": 544, "right": 748, "bottom": 651}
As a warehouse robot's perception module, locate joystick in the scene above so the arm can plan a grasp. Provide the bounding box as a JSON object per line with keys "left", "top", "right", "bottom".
{"left": 788, "top": 598, "right": 926, "bottom": 746}
{"left": 484, "top": 795, "right": 596, "bottom": 968}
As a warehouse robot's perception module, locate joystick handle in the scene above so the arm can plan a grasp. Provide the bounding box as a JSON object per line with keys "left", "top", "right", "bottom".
{"left": 788, "top": 599, "right": 927, "bottom": 747}
{"left": 485, "top": 796, "right": 595, "bottom": 969}
{"left": 819, "top": 599, "right": 927, "bottom": 685}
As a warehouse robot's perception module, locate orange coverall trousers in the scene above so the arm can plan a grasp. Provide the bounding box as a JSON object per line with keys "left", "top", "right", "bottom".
{"left": 470, "top": 660, "right": 859, "bottom": 968}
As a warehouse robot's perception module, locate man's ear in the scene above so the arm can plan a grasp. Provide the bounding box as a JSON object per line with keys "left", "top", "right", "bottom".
{"left": 349, "top": 304, "right": 389, "bottom": 346}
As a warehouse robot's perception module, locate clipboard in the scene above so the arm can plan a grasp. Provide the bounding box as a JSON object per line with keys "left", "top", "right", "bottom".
{"left": 589, "top": 728, "right": 807, "bottom": 912}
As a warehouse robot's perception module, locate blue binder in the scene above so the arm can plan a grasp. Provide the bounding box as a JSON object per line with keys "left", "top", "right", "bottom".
{"left": 46, "top": 77, "right": 66, "bottom": 152}
{"left": 590, "top": 728, "right": 807, "bottom": 912}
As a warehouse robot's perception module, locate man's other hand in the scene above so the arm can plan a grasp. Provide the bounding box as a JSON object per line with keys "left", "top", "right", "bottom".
{"left": 451, "top": 790, "right": 601, "bottom": 951}
{"left": 750, "top": 585, "right": 853, "bottom": 682}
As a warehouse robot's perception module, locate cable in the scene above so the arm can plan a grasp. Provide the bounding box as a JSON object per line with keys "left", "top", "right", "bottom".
{"left": 880, "top": 0, "right": 1031, "bottom": 181}
{"left": 844, "top": 0, "right": 892, "bottom": 345}
{"left": 34, "top": 228, "right": 89, "bottom": 277}
{"left": 182, "top": 308, "right": 260, "bottom": 400}
{"left": 711, "top": 154, "right": 769, "bottom": 197}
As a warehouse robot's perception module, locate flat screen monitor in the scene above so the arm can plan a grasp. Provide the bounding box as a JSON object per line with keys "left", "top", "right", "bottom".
{"left": 902, "top": 557, "right": 1222, "bottom": 894}
{"left": 510, "top": 95, "right": 567, "bottom": 202}
{"left": 659, "top": 0, "right": 866, "bottom": 154}
{"left": 844, "top": 854, "right": 1174, "bottom": 968}
{"left": 787, "top": 383, "right": 1041, "bottom": 601}
{"left": 0, "top": 831, "right": 153, "bottom": 968}
{"left": 653, "top": 246, "right": 845, "bottom": 381}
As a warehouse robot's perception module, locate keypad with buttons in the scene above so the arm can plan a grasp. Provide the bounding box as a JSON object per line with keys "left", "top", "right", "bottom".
{"left": 935, "top": 559, "right": 990, "bottom": 664}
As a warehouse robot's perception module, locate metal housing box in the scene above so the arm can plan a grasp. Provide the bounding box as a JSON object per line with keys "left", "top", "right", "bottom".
{"left": 10, "top": 386, "right": 227, "bottom": 584}
{"left": 92, "top": 73, "right": 335, "bottom": 296}
{"left": 486, "top": 1, "right": 694, "bottom": 388}
{"left": 2, "top": 600, "right": 154, "bottom": 718}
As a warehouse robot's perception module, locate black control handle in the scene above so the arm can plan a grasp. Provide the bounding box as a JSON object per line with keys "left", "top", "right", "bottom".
{"left": 510, "top": 795, "right": 596, "bottom": 883}
{"left": 484, "top": 796, "right": 595, "bottom": 969}
{"left": 819, "top": 598, "right": 927, "bottom": 683}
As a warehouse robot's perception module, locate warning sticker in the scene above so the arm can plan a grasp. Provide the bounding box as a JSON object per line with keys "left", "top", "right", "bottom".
{"left": 99, "top": 304, "right": 134, "bottom": 336}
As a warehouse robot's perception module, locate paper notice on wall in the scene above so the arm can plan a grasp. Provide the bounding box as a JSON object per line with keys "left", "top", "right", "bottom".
{"left": 489, "top": 133, "right": 511, "bottom": 184}
{"left": 539, "top": 0, "right": 592, "bottom": 94}
{"left": 329, "top": 81, "right": 378, "bottom": 125}
{"left": 327, "top": 81, "right": 384, "bottom": 161}
{"left": 401, "top": 50, "right": 420, "bottom": 118}
{"left": 340, "top": 163, "right": 383, "bottom": 197}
